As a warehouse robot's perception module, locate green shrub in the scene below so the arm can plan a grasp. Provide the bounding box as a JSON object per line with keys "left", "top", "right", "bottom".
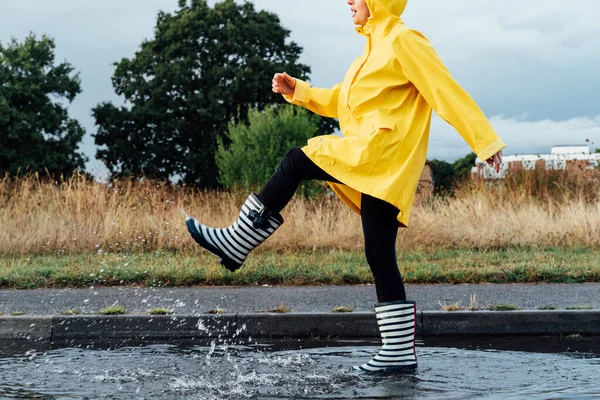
{"left": 217, "top": 105, "right": 328, "bottom": 197}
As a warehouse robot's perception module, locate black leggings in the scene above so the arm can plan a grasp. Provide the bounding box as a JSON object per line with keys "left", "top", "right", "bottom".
{"left": 259, "top": 147, "right": 406, "bottom": 303}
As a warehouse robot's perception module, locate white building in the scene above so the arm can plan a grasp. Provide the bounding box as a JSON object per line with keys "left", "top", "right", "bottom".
{"left": 473, "top": 144, "right": 600, "bottom": 180}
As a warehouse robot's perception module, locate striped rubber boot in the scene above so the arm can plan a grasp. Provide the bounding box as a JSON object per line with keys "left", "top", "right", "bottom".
{"left": 354, "top": 300, "right": 418, "bottom": 373}
{"left": 185, "top": 193, "right": 284, "bottom": 272}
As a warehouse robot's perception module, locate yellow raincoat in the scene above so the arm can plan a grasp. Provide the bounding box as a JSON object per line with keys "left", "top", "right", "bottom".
{"left": 284, "top": 0, "right": 506, "bottom": 227}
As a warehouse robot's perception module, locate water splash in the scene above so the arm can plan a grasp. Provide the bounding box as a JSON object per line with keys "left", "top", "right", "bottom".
{"left": 196, "top": 319, "right": 209, "bottom": 333}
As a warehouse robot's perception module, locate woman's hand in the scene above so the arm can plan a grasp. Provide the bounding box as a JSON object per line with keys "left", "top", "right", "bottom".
{"left": 486, "top": 150, "right": 503, "bottom": 173}
{"left": 272, "top": 72, "right": 296, "bottom": 95}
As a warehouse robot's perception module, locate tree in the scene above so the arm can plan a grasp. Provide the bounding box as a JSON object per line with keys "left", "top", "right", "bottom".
{"left": 93, "top": 0, "right": 313, "bottom": 187}
{"left": 0, "top": 34, "right": 87, "bottom": 178}
{"left": 452, "top": 152, "right": 478, "bottom": 182}
{"left": 429, "top": 159, "right": 454, "bottom": 195}
{"left": 217, "top": 104, "right": 320, "bottom": 192}
{"left": 429, "top": 152, "right": 480, "bottom": 196}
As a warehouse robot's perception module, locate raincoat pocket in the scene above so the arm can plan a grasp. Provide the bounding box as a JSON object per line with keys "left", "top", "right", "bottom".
{"left": 357, "top": 113, "right": 396, "bottom": 137}
{"left": 366, "top": 128, "right": 393, "bottom": 175}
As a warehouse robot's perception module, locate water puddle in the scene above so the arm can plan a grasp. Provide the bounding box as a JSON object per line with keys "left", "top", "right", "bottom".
{"left": 0, "top": 339, "right": 599, "bottom": 399}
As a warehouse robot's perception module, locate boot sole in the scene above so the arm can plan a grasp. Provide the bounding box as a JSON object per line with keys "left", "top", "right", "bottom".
{"left": 354, "top": 364, "right": 418, "bottom": 374}
{"left": 185, "top": 219, "right": 241, "bottom": 272}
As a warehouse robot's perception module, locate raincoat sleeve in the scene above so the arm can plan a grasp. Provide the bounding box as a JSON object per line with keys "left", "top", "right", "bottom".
{"left": 283, "top": 79, "right": 342, "bottom": 119}
{"left": 395, "top": 29, "right": 506, "bottom": 162}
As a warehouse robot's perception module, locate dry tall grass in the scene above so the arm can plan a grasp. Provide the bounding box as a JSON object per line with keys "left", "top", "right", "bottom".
{"left": 1, "top": 170, "right": 599, "bottom": 255}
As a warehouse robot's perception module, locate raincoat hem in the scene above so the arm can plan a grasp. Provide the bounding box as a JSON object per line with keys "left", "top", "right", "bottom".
{"left": 301, "top": 147, "right": 408, "bottom": 227}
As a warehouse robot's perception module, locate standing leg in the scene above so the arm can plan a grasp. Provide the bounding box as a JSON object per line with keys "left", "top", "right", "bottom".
{"left": 186, "top": 147, "right": 339, "bottom": 271}
{"left": 354, "top": 193, "right": 417, "bottom": 372}
{"left": 361, "top": 193, "right": 405, "bottom": 302}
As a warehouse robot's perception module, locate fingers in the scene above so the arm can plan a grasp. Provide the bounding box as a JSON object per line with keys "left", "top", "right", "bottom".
{"left": 496, "top": 153, "right": 504, "bottom": 170}
{"left": 494, "top": 154, "right": 500, "bottom": 173}
{"left": 490, "top": 153, "right": 502, "bottom": 173}
{"left": 272, "top": 72, "right": 295, "bottom": 94}
{"left": 272, "top": 73, "right": 284, "bottom": 93}
{"left": 486, "top": 152, "right": 503, "bottom": 173}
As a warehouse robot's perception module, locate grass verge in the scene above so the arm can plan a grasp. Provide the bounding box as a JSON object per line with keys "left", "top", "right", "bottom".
{"left": 332, "top": 306, "right": 353, "bottom": 313}
{"left": 149, "top": 308, "right": 173, "bottom": 315}
{"left": 490, "top": 304, "right": 522, "bottom": 311}
{"left": 98, "top": 306, "right": 125, "bottom": 315}
{"left": 1, "top": 247, "right": 600, "bottom": 289}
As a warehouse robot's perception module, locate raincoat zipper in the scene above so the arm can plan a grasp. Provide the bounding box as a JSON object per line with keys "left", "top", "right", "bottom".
{"left": 347, "top": 34, "right": 372, "bottom": 111}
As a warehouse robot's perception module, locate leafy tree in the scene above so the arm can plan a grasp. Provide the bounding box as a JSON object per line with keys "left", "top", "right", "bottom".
{"left": 217, "top": 104, "right": 324, "bottom": 195}
{"left": 429, "top": 159, "right": 454, "bottom": 195}
{"left": 452, "top": 152, "right": 478, "bottom": 182}
{"left": 429, "top": 152, "right": 481, "bottom": 195}
{"left": 93, "top": 0, "right": 313, "bottom": 187}
{"left": 0, "top": 34, "right": 86, "bottom": 178}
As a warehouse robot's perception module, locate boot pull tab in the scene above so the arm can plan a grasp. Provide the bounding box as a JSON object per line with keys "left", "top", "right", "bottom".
{"left": 248, "top": 207, "right": 273, "bottom": 230}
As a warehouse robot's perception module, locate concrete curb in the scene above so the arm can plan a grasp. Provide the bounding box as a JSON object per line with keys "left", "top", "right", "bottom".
{"left": 1, "top": 311, "right": 599, "bottom": 342}
{"left": 422, "top": 310, "right": 600, "bottom": 336}
{"left": 0, "top": 316, "right": 52, "bottom": 341}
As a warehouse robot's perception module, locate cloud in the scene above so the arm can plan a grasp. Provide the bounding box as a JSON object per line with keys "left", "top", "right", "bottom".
{"left": 403, "top": 0, "right": 600, "bottom": 53}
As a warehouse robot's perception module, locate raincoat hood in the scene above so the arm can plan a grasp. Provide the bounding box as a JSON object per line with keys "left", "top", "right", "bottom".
{"left": 365, "top": 0, "right": 408, "bottom": 19}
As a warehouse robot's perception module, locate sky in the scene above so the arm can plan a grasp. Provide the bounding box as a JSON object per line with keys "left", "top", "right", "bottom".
{"left": 1, "top": 0, "right": 599, "bottom": 178}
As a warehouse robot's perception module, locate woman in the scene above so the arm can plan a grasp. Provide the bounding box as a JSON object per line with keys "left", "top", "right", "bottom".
{"left": 186, "top": 0, "right": 505, "bottom": 373}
